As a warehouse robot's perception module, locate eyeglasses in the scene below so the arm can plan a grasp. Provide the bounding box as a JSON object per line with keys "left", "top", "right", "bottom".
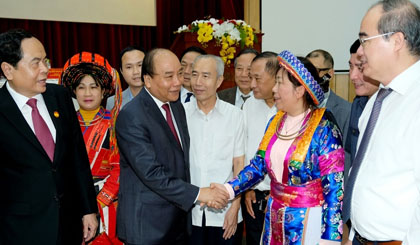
{"left": 359, "top": 32, "right": 395, "bottom": 46}
{"left": 316, "top": 67, "right": 331, "bottom": 74}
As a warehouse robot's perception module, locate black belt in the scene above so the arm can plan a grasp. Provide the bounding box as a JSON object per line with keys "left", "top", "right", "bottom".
{"left": 254, "top": 189, "right": 270, "bottom": 196}
{"left": 254, "top": 190, "right": 269, "bottom": 211}
{"left": 355, "top": 230, "right": 402, "bottom": 245}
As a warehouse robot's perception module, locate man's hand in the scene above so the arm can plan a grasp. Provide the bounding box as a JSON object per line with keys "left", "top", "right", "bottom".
{"left": 222, "top": 198, "right": 240, "bottom": 240}
{"left": 82, "top": 213, "right": 98, "bottom": 242}
{"left": 244, "top": 190, "right": 256, "bottom": 218}
{"left": 198, "top": 184, "right": 229, "bottom": 209}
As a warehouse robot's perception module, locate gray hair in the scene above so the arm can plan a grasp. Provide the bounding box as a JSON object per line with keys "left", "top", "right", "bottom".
{"left": 373, "top": 0, "right": 420, "bottom": 56}
{"left": 193, "top": 54, "right": 225, "bottom": 78}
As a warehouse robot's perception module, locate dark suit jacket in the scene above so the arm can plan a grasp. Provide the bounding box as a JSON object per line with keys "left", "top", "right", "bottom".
{"left": 326, "top": 91, "right": 351, "bottom": 142}
{"left": 0, "top": 83, "right": 97, "bottom": 245}
{"left": 116, "top": 89, "right": 199, "bottom": 245}
{"left": 326, "top": 91, "right": 352, "bottom": 182}
{"left": 217, "top": 86, "right": 237, "bottom": 105}
{"left": 344, "top": 95, "right": 369, "bottom": 182}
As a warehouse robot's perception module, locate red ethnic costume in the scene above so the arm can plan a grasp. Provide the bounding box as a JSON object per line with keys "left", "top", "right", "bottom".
{"left": 60, "top": 52, "right": 123, "bottom": 245}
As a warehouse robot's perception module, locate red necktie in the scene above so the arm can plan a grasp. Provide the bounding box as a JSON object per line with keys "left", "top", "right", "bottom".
{"left": 27, "top": 98, "right": 55, "bottom": 162}
{"left": 162, "top": 103, "right": 181, "bottom": 145}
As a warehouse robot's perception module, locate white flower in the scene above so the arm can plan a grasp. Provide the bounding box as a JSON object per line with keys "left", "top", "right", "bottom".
{"left": 230, "top": 28, "right": 241, "bottom": 41}
{"left": 209, "top": 18, "right": 218, "bottom": 25}
{"left": 177, "top": 25, "right": 188, "bottom": 33}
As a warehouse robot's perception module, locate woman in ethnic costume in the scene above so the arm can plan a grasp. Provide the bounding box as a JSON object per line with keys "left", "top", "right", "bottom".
{"left": 60, "top": 52, "right": 122, "bottom": 245}
{"left": 224, "top": 50, "right": 344, "bottom": 245}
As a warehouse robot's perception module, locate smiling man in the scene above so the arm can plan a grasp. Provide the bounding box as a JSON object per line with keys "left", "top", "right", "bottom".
{"left": 115, "top": 49, "right": 229, "bottom": 245}
{"left": 185, "top": 54, "right": 245, "bottom": 245}
{"left": 343, "top": 0, "right": 420, "bottom": 244}
{"left": 179, "top": 46, "right": 206, "bottom": 104}
{"left": 240, "top": 51, "right": 278, "bottom": 245}
{"left": 106, "top": 46, "right": 145, "bottom": 110}
{"left": 0, "top": 29, "right": 98, "bottom": 244}
{"left": 345, "top": 39, "right": 379, "bottom": 171}
{"left": 218, "top": 49, "right": 259, "bottom": 109}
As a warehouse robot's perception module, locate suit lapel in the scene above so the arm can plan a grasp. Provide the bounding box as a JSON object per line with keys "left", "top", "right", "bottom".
{"left": 0, "top": 85, "right": 47, "bottom": 158}
{"left": 42, "top": 88, "right": 62, "bottom": 165}
{"left": 142, "top": 90, "right": 183, "bottom": 150}
{"left": 170, "top": 101, "right": 188, "bottom": 151}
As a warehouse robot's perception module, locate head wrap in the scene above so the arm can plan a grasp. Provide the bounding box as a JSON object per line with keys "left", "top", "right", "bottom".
{"left": 277, "top": 50, "right": 324, "bottom": 106}
{"left": 59, "top": 52, "right": 116, "bottom": 99}
{"left": 59, "top": 52, "right": 122, "bottom": 160}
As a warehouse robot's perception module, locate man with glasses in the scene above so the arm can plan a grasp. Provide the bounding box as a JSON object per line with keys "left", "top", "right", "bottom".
{"left": 343, "top": 0, "right": 420, "bottom": 244}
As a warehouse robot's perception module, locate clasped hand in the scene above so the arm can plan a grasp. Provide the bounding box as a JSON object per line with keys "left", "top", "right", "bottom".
{"left": 198, "top": 183, "right": 230, "bottom": 209}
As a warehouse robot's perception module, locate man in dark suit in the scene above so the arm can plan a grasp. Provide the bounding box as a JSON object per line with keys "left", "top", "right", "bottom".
{"left": 0, "top": 29, "right": 98, "bottom": 244}
{"left": 218, "top": 49, "right": 259, "bottom": 108}
{"left": 116, "top": 48, "right": 229, "bottom": 245}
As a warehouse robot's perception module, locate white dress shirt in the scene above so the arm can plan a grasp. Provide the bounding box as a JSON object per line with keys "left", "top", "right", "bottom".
{"left": 185, "top": 98, "right": 245, "bottom": 227}
{"left": 6, "top": 82, "right": 56, "bottom": 142}
{"left": 242, "top": 96, "right": 277, "bottom": 191}
{"left": 350, "top": 59, "right": 420, "bottom": 244}
{"left": 234, "top": 87, "right": 253, "bottom": 109}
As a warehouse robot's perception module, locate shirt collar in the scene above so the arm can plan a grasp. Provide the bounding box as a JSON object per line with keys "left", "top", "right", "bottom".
{"left": 6, "top": 81, "right": 45, "bottom": 109}
{"left": 192, "top": 97, "right": 223, "bottom": 117}
{"left": 386, "top": 59, "right": 420, "bottom": 95}
{"left": 145, "top": 87, "right": 166, "bottom": 108}
{"left": 235, "top": 87, "right": 252, "bottom": 98}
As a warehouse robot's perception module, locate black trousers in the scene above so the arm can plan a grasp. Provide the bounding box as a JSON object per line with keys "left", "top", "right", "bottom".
{"left": 241, "top": 190, "right": 269, "bottom": 245}
{"left": 190, "top": 212, "right": 241, "bottom": 245}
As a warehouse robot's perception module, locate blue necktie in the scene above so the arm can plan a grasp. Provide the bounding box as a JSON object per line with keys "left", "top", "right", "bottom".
{"left": 342, "top": 88, "right": 392, "bottom": 223}
{"left": 185, "top": 92, "right": 194, "bottom": 103}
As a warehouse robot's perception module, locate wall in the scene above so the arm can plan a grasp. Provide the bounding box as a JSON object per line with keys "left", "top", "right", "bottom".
{"left": 261, "top": 0, "right": 420, "bottom": 101}
{"left": 0, "top": 0, "right": 156, "bottom": 26}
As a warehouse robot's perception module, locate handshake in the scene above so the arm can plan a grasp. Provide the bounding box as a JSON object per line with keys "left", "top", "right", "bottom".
{"left": 197, "top": 183, "right": 231, "bottom": 209}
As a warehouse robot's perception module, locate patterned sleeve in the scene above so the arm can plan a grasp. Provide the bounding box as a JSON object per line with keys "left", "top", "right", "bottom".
{"left": 227, "top": 152, "right": 267, "bottom": 197}
{"left": 317, "top": 117, "right": 345, "bottom": 241}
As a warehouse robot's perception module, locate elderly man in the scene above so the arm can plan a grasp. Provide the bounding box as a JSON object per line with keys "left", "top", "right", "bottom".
{"left": 179, "top": 46, "right": 206, "bottom": 104}
{"left": 343, "top": 0, "right": 420, "bottom": 244}
{"left": 107, "top": 46, "right": 145, "bottom": 109}
{"left": 185, "top": 54, "right": 245, "bottom": 245}
{"left": 0, "top": 29, "right": 98, "bottom": 244}
{"left": 240, "top": 51, "right": 278, "bottom": 245}
{"left": 116, "top": 48, "right": 229, "bottom": 245}
{"left": 218, "top": 49, "right": 259, "bottom": 108}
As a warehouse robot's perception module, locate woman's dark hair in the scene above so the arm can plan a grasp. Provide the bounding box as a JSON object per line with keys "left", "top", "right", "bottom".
{"left": 286, "top": 56, "right": 322, "bottom": 108}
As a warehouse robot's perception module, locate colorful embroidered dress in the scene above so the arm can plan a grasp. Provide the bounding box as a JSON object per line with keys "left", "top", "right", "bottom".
{"left": 228, "top": 108, "right": 344, "bottom": 244}
{"left": 78, "top": 107, "right": 121, "bottom": 244}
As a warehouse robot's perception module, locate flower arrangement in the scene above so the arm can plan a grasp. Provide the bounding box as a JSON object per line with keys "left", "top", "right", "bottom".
{"left": 175, "top": 18, "right": 257, "bottom": 65}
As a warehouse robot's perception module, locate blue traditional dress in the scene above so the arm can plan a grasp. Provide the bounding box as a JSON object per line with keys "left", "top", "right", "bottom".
{"left": 228, "top": 108, "right": 344, "bottom": 244}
